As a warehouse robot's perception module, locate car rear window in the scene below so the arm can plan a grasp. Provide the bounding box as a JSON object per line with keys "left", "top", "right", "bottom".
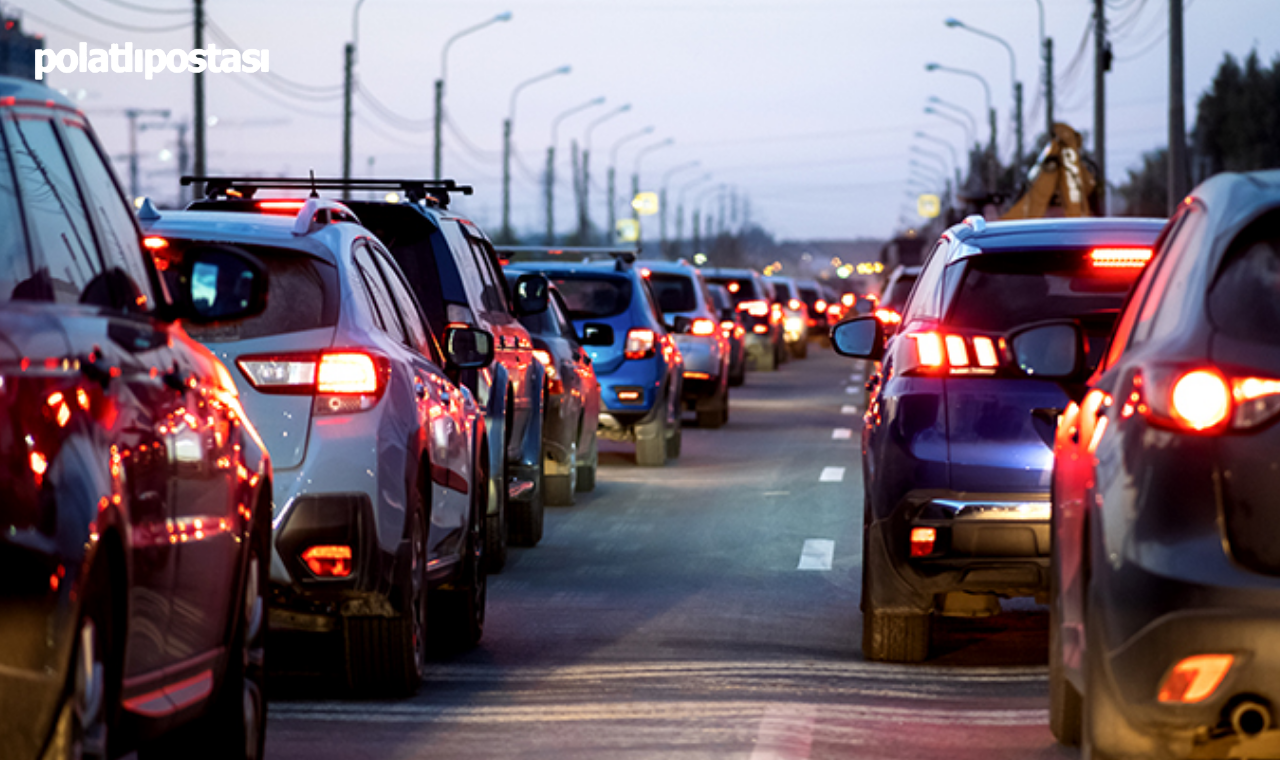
{"left": 180, "top": 246, "right": 339, "bottom": 342}
{"left": 549, "top": 274, "right": 632, "bottom": 319}
{"left": 771, "top": 280, "right": 796, "bottom": 300}
{"left": 648, "top": 272, "right": 697, "bottom": 313}
{"left": 705, "top": 275, "right": 758, "bottom": 305}
{"left": 945, "top": 250, "right": 1140, "bottom": 333}
{"left": 884, "top": 276, "right": 917, "bottom": 311}
{"left": 1208, "top": 211, "right": 1280, "bottom": 346}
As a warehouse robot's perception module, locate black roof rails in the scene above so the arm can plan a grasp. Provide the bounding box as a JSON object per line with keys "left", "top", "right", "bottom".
{"left": 180, "top": 176, "right": 474, "bottom": 209}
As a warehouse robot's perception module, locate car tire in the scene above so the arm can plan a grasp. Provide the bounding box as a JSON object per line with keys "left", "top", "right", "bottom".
{"left": 45, "top": 564, "right": 111, "bottom": 760}
{"left": 508, "top": 459, "right": 545, "bottom": 547}
{"left": 576, "top": 432, "right": 598, "bottom": 493}
{"left": 665, "top": 392, "right": 683, "bottom": 460}
{"left": 484, "top": 457, "right": 508, "bottom": 574}
{"left": 860, "top": 546, "right": 929, "bottom": 663}
{"left": 544, "top": 439, "right": 577, "bottom": 507}
{"left": 432, "top": 441, "right": 488, "bottom": 649}
{"left": 755, "top": 346, "right": 777, "bottom": 372}
{"left": 141, "top": 512, "right": 269, "bottom": 760}
{"left": 696, "top": 385, "right": 728, "bottom": 429}
{"left": 344, "top": 492, "right": 427, "bottom": 697}
{"left": 789, "top": 339, "right": 808, "bottom": 359}
{"left": 1082, "top": 603, "right": 1155, "bottom": 760}
{"left": 729, "top": 360, "right": 746, "bottom": 386}
{"left": 634, "top": 396, "right": 668, "bottom": 467}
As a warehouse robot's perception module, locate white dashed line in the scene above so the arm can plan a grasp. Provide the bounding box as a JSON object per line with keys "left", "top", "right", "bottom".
{"left": 845, "top": 386, "right": 858, "bottom": 394}
{"left": 819, "top": 466, "right": 845, "bottom": 482}
{"left": 797, "top": 539, "right": 835, "bottom": 571}
{"left": 832, "top": 428, "right": 852, "bottom": 440}
{"left": 841, "top": 405, "right": 858, "bottom": 415}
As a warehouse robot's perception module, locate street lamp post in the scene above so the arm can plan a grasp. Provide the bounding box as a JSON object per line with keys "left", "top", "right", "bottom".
{"left": 659, "top": 160, "right": 699, "bottom": 257}
{"left": 581, "top": 103, "right": 631, "bottom": 242}
{"left": 675, "top": 172, "right": 712, "bottom": 259}
{"left": 928, "top": 95, "right": 980, "bottom": 138}
{"left": 435, "top": 11, "right": 512, "bottom": 181}
{"left": 546, "top": 96, "right": 604, "bottom": 244}
{"left": 502, "top": 65, "right": 571, "bottom": 243}
{"left": 915, "top": 133, "right": 960, "bottom": 187}
{"left": 606, "top": 126, "right": 654, "bottom": 245}
{"left": 690, "top": 183, "right": 722, "bottom": 256}
{"left": 925, "top": 106, "right": 974, "bottom": 148}
{"left": 926, "top": 62, "right": 996, "bottom": 190}
{"left": 945, "top": 18, "right": 1023, "bottom": 166}
{"left": 630, "top": 138, "right": 674, "bottom": 253}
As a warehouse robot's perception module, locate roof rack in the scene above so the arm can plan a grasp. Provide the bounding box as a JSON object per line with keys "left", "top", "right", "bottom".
{"left": 494, "top": 245, "right": 640, "bottom": 268}
{"left": 180, "top": 175, "right": 474, "bottom": 208}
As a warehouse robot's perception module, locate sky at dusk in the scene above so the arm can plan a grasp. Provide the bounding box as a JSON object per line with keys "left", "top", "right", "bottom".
{"left": 17, "top": 0, "right": 1280, "bottom": 241}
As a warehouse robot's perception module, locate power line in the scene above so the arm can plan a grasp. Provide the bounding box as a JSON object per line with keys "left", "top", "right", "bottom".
{"left": 92, "top": 0, "right": 188, "bottom": 15}
{"left": 205, "top": 18, "right": 345, "bottom": 96}
{"left": 9, "top": 5, "right": 111, "bottom": 46}
{"left": 49, "top": 0, "right": 191, "bottom": 33}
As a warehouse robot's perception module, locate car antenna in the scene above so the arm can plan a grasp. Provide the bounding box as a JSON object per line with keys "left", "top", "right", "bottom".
{"left": 309, "top": 170, "right": 319, "bottom": 199}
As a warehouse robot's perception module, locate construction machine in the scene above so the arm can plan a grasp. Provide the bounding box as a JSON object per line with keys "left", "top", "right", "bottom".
{"left": 1001, "top": 123, "right": 1097, "bottom": 220}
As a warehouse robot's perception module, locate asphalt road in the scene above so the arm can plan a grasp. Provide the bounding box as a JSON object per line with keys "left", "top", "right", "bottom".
{"left": 263, "top": 347, "right": 1075, "bottom": 760}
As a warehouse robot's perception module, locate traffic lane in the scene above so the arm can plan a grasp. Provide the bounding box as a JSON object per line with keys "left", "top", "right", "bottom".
{"left": 265, "top": 348, "right": 1072, "bottom": 760}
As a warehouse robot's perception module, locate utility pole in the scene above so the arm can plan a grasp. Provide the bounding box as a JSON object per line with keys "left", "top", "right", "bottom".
{"left": 606, "top": 167, "right": 616, "bottom": 245}
{"left": 192, "top": 0, "right": 205, "bottom": 201}
{"left": 125, "top": 107, "right": 170, "bottom": 201}
{"left": 1094, "top": 0, "right": 1109, "bottom": 214}
{"left": 675, "top": 201, "right": 684, "bottom": 258}
{"left": 691, "top": 208, "right": 700, "bottom": 254}
{"left": 577, "top": 143, "right": 589, "bottom": 242}
{"left": 1044, "top": 37, "right": 1055, "bottom": 136}
{"left": 501, "top": 117, "right": 513, "bottom": 240}
{"left": 342, "top": 42, "right": 354, "bottom": 199}
{"left": 544, "top": 141, "right": 555, "bottom": 244}
{"left": 1013, "top": 81, "right": 1024, "bottom": 166}
{"left": 433, "top": 79, "right": 443, "bottom": 180}
{"left": 1168, "top": 0, "right": 1188, "bottom": 213}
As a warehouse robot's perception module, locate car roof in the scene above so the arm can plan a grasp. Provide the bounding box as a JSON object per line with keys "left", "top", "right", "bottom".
{"left": 140, "top": 209, "right": 344, "bottom": 263}
{"left": 639, "top": 260, "right": 699, "bottom": 276}
{"left": 948, "top": 217, "right": 1167, "bottom": 261}
{"left": 0, "top": 76, "right": 78, "bottom": 109}
{"left": 701, "top": 267, "right": 757, "bottom": 278}
{"left": 508, "top": 260, "right": 636, "bottom": 280}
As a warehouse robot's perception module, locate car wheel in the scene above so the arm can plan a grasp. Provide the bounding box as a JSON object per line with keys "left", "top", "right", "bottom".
{"left": 142, "top": 517, "right": 268, "bottom": 759}
{"left": 508, "top": 457, "right": 545, "bottom": 547}
{"left": 791, "top": 340, "right": 808, "bottom": 359}
{"left": 1082, "top": 603, "right": 1154, "bottom": 759}
{"left": 575, "top": 431, "right": 598, "bottom": 493}
{"left": 432, "top": 442, "right": 488, "bottom": 649}
{"left": 755, "top": 346, "right": 777, "bottom": 372}
{"left": 665, "top": 392, "right": 683, "bottom": 460}
{"left": 344, "top": 492, "right": 427, "bottom": 697}
{"left": 484, "top": 455, "right": 508, "bottom": 574}
{"left": 543, "top": 440, "right": 577, "bottom": 507}
{"left": 696, "top": 384, "right": 728, "bottom": 429}
{"left": 860, "top": 542, "right": 929, "bottom": 663}
{"left": 44, "top": 567, "right": 111, "bottom": 760}
{"left": 729, "top": 360, "right": 746, "bottom": 386}
{"left": 634, "top": 396, "right": 668, "bottom": 467}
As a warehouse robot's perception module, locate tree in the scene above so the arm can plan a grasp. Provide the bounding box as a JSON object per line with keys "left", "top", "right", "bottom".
{"left": 1118, "top": 148, "right": 1168, "bottom": 217}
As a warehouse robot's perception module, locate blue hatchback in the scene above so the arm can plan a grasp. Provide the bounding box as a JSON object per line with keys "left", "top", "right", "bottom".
{"left": 507, "top": 257, "right": 683, "bottom": 467}
{"left": 832, "top": 215, "right": 1164, "bottom": 662}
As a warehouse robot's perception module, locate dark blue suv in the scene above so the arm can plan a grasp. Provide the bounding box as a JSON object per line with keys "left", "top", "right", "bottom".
{"left": 508, "top": 256, "right": 684, "bottom": 467}
{"left": 832, "top": 215, "right": 1164, "bottom": 662}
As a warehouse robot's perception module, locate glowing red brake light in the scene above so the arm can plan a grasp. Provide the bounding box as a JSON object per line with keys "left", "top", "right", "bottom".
{"left": 788, "top": 298, "right": 801, "bottom": 311}
{"left": 972, "top": 336, "right": 999, "bottom": 368}
{"left": 532, "top": 349, "right": 553, "bottom": 367}
{"left": 841, "top": 294, "right": 855, "bottom": 307}
{"left": 874, "top": 308, "right": 901, "bottom": 325}
{"left": 624, "top": 329, "right": 656, "bottom": 360}
{"left": 910, "top": 527, "right": 936, "bottom": 558}
{"left": 1157, "top": 654, "right": 1233, "bottom": 703}
{"left": 1170, "top": 369, "right": 1231, "bottom": 431}
{"left": 143, "top": 236, "right": 169, "bottom": 250}
{"left": 910, "top": 332, "right": 945, "bottom": 368}
{"left": 258, "top": 200, "right": 307, "bottom": 214}
{"left": 944, "top": 335, "right": 969, "bottom": 367}
{"left": 302, "top": 545, "right": 352, "bottom": 578}
{"left": 815, "top": 299, "right": 827, "bottom": 313}
{"left": 738, "top": 300, "right": 769, "bottom": 318}
{"left": 690, "top": 318, "right": 717, "bottom": 336}
{"left": 317, "top": 352, "right": 380, "bottom": 394}
{"left": 1090, "top": 248, "right": 1153, "bottom": 268}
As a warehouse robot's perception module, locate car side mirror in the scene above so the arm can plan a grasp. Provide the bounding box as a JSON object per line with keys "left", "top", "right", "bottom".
{"left": 443, "top": 325, "right": 494, "bottom": 369}
{"left": 175, "top": 245, "right": 268, "bottom": 325}
{"left": 830, "top": 316, "right": 885, "bottom": 362}
{"left": 579, "top": 322, "right": 614, "bottom": 346}
{"left": 1007, "top": 320, "right": 1086, "bottom": 381}
{"left": 513, "top": 273, "right": 549, "bottom": 317}
{"left": 671, "top": 316, "right": 693, "bottom": 334}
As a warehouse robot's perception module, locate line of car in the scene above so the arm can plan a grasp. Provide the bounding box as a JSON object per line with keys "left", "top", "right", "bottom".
{"left": 833, "top": 170, "right": 1280, "bottom": 759}
{"left": 0, "top": 76, "right": 835, "bottom": 760}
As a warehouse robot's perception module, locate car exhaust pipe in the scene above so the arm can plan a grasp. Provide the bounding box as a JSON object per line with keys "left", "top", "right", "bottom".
{"left": 1230, "top": 700, "right": 1272, "bottom": 738}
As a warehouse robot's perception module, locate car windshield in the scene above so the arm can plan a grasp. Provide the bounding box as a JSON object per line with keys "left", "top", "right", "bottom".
{"left": 704, "top": 274, "right": 758, "bottom": 305}
{"left": 548, "top": 274, "right": 632, "bottom": 319}
{"left": 648, "top": 272, "right": 698, "bottom": 313}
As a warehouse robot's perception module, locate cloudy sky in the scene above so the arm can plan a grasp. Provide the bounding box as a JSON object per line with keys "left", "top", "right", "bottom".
{"left": 19, "top": 0, "right": 1280, "bottom": 241}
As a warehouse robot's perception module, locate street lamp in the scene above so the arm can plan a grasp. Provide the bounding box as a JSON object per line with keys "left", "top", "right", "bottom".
{"left": 675, "top": 172, "right": 712, "bottom": 258}
{"left": 502, "top": 64, "right": 571, "bottom": 243}
{"left": 915, "top": 132, "right": 960, "bottom": 185}
{"left": 659, "top": 160, "right": 699, "bottom": 257}
{"left": 581, "top": 103, "right": 631, "bottom": 242}
{"left": 926, "top": 62, "right": 997, "bottom": 191}
{"left": 435, "top": 11, "right": 512, "bottom": 180}
{"left": 545, "top": 96, "right": 604, "bottom": 244}
{"left": 606, "top": 125, "right": 653, "bottom": 244}
{"left": 630, "top": 138, "right": 674, "bottom": 252}
{"left": 945, "top": 17, "right": 1022, "bottom": 165}
{"left": 928, "top": 95, "right": 980, "bottom": 137}
{"left": 925, "top": 106, "right": 974, "bottom": 148}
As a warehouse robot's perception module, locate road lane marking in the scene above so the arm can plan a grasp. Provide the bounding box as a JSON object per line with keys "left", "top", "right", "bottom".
{"left": 763, "top": 491, "right": 791, "bottom": 496}
{"left": 819, "top": 466, "right": 845, "bottom": 482}
{"left": 844, "top": 386, "right": 858, "bottom": 394}
{"left": 840, "top": 405, "right": 858, "bottom": 415}
{"left": 797, "top": 539, "right": 835, "bottom": 570}
{"left": 832, "top": 428, "right": 852, "bottom": 440}
{"left": 750, "top": 704, "right": 815, "bottom": 760}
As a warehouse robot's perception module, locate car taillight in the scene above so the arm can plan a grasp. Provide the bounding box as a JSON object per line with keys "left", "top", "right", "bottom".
{"left": 532, "top": 349, "right": 553, "bottom": 367}
{"left": 302, "top": 545, "right": 352, "bottom": 578}
{"left": 738, "top": 300, "right": 769, "bottom": 318}
{"left": 752, "top": 325, "right": 768, "bottom": 334}
{"left": 841, "top": 293, "right": 855, "bottom": 307}
{"left": 1157, "top": 654, "right": 1233, "bottom": 704}
{"left": 900, "top": 331, "right": 1002, "bottom": 376}
{"left": 874, "top": 308, "right": 901, "bottom": 325}
{"left": 238, "top": 350, "right": 388, "bottom": 413}
{"left": 624, "top": 329, "right": 656, "bottom": 360}
{"left": 1090, "top": 247, "right": 1153, "bottom": 269}
{"left": 720, "top": 320, "right": 736, "bottom": 335}
{"left": 691, "top": 318, "right": 717, "bottom": 336}
{"left": 533, "top": 349, "right": 564, "bottom": 394}
{"left": 238, "top": 355, "right": 318, "bottom": 390}
{"left": 1129, "top": 366, "right": 1280, "bottom": 433}
{"left": 815, "top": 299, "right": 827, "bottom": 313}
{"left": 317, "top": 352, "right": 380, "bottom": 394}
{"left": 788, "top": 298, "right": 801, "bottom": 311}
{"left": 142, "top": 236, "right": 168, "bottom": 250}
{"left": 258, "top": 200, "right": 307, "bottom": 214}
{"left": 910, "top": 527, "right": 936, "bottom": 558}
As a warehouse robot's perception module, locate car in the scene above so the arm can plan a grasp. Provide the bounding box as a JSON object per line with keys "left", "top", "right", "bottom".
{"left": 338, "top": 189, "right": 549, "bottom": 564}
{"left": 141, "top": 188, "right": 495, "bottom": 696}
{"left": 703, "top": 268, "right": 784, "bottom": 372}
{"left": 509, "top": 255, "right": 684, "bottom": 467}
{"left": 707, "top": 282, "right": 747, "bottom": 387}
{"left": 0, "top": 77, "right": 272, "bottom": 760}
{"left": 874, "top": 264, "right": 921, "bottom": 329}
{"left": 794, "top": 278, "right": 832, "bottom": 344}
{"left": 502, "top": 271, "right": 601, "bottom": 506}
{"left": 766, "top": 275, "right": 810, "bottom": 358}
{"left": 641, "top": 259, "right": 732, "bottom": 428}
{"left": 1009, "top": 171, "right": 1280, "bottom": 759}
{"left": 832, "top": 214, "right": 1165, "bottom": 663}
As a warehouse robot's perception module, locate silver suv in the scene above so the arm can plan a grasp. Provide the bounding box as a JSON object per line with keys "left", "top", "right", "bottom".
{"left": 642, "top": 260, "right": 731, "bottom": 428}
